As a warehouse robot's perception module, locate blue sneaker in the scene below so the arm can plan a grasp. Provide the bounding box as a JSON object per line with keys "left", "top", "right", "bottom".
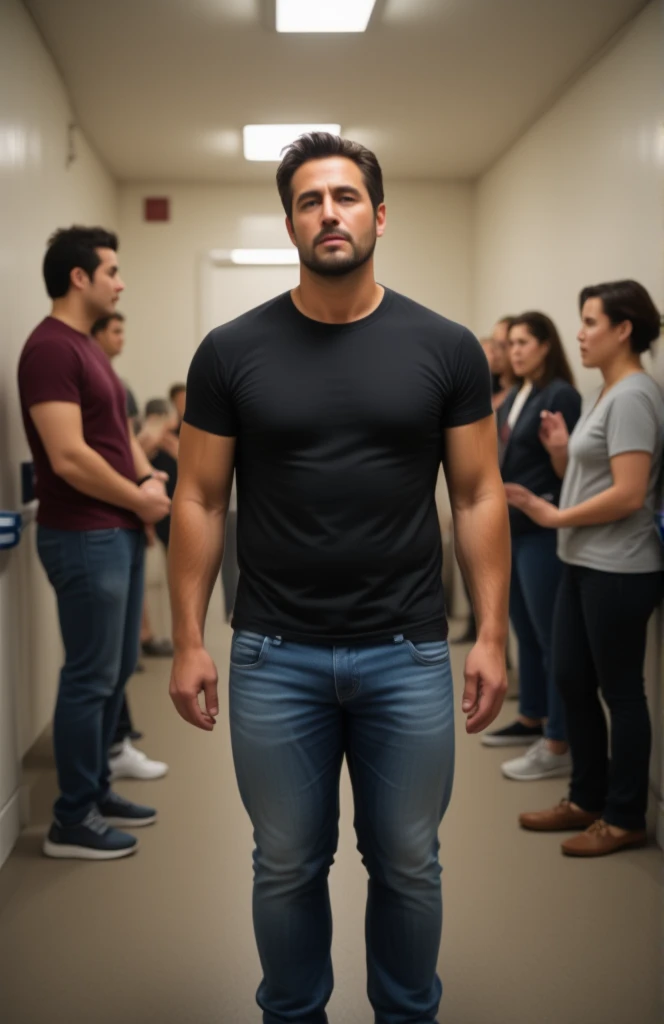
{"left": 99, "top": 792, "right": 157, "bottom": 828}
{"left": 43, "top": 809, "right": 138, "bottom": 861}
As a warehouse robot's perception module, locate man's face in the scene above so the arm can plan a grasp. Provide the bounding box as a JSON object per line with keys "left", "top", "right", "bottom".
{"left": 286, "top": 156, "right": 386, "bottom": 277}
{"left": 79, "top": 247, "right": 125, "bottom": 319}
{"left": 96, "top": 320, "right": 125, "bottom": 359}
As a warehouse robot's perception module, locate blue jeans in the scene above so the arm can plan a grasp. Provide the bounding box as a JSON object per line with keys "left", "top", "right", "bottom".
{"left": 229, "top": 631, "right": 455, "bottom": 1024}
{"left": 509, "top": 530, "right": 566, "bottom": 741}
{"left": 37, "top": 526, "right": 145, "bottom": 826}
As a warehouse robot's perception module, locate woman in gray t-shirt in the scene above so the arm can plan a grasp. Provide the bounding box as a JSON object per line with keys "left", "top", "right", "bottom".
{"left": 505, "top": 279, "right": 663, "bottom": 858}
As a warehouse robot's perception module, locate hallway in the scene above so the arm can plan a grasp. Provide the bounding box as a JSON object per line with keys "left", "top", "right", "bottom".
{"left": 0, "top": 587, "right": 660, "bottom": 1024}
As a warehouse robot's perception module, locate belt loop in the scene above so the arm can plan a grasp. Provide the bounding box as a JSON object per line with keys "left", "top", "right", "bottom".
{"left": 393, "top": 634, "right": 405, "bottom": 644}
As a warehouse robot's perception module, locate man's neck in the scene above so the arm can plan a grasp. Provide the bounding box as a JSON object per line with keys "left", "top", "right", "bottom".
{"left": 291, "top": 263, "right": 384, "bottom": 324}
{"left": 50, "top": 298, "right": 93, "bottom": 336}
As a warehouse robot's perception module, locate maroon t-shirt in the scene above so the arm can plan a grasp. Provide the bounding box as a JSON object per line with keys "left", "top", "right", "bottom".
{"left": 18, "top": 316, "right": 140, "bottom": 531}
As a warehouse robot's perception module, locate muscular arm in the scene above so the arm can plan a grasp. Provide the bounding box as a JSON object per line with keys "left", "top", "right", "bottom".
{"left": 444, "top": 415, "right": 511, "bottom": 644}
{"left": 129, "top": 426, "right": 155, "bottom": 479}
{"left": 443, "top": 414, "right": 510, "bottom": 732}
{"left": 168, "top": 424, "right": 235, "bottom": 731}
{"left": 30, "top": 401, "right": 145, "bottom": 513}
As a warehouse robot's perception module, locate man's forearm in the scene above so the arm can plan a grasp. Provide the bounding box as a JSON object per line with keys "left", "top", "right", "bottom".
{"left": 169, "top": 494, "right": 225, "bottom": 650}
{"left": 452, "top": 490, "right": 510, "bottom": 645}
{"left": 131, "top": 433, "right": 154, "bottom": 478}
{"left": 56, "top": 444, "right": 142, "bottom": 512}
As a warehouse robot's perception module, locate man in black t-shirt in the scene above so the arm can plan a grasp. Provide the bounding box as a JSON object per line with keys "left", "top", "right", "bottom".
{"left": 169, "top": 134, "right": 510, "bottom": 1022}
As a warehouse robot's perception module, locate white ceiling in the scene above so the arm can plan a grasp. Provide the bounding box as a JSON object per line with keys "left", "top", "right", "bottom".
{"left": 24, "top": 0, "right": 648, "bottom": 183}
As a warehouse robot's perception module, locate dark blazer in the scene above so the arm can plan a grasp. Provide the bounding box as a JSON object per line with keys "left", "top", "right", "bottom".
{"left": 498, "top": 378, "right": 581, "bottom": 536}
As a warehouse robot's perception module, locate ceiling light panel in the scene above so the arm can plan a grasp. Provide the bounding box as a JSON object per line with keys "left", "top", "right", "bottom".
{"left": 243, "top": 123, "right": 341, "bottom": 161}
{"left": 276, "top": 0, "right": 377, "bottom": 33}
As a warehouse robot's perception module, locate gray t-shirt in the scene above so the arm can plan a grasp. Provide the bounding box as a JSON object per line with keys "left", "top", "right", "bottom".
{"left": 557, "top": 373, "right": 664, "bottom": 573}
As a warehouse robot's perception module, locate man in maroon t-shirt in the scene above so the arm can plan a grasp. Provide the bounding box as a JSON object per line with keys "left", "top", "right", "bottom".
{"left": 18, "top": 226, "right": 171, "bottom": 861}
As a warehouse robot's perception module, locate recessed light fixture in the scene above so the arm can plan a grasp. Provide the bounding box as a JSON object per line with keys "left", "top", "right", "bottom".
{"left": 276, "top": 0, "right": 377, "bottom": 33}
{"left": 243, "top": 123, "right": 341, "bottom": 161}
{"left": 210, "top": 249, "right": 300, "bottom": 266}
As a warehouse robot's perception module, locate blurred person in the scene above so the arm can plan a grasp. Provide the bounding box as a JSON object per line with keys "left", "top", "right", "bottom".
{"left": 18, "top": 227, "right": 171, "bottom": 859}
{"left": 483, "top": 314, "right": 581, "bottom": 785}
{"left": 91, "top": 316, "right": 174, "bottom": 660}
{"left": 507, "top": 280, "right": 663, "bottom": 857}
{"left": 169, "top": 382, "right": 187, "bottom": 425}
{"left": 92, "top": 322, "right": 171, "bottom": 782}
{"left": 491, "top": 316, "right": 518, "bottom": 410}
{"left": 168, "top": 132, "right": 510, "bottom": 1022}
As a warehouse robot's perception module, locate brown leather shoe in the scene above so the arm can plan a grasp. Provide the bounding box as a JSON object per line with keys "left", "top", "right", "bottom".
{"left": 519, "top": 799, "right": 601, "bottom": 832}
{"left": 561, "top": 820, "right": 648, "bottom": 857}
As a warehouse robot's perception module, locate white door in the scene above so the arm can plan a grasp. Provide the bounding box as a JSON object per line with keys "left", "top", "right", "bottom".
{"left": 199, "top": 263, "right": 300, "bottom": 337}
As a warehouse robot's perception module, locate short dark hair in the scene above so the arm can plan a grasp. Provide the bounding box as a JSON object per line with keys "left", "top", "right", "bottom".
{"left": 579, "top": 280, "right": 661, "bottom": 355}
{"left": 43, "top": 225, "right": 118, "bottom": 299}
{"left": 510, "top": 312, "right": 576, "bottom": 388}
{"left": 145, "top": 398, "right": 170, "bottom": 417}
{"left": 169, "top": 383, "right": 186, "bottom": 402}
{"left": 91, "top": 312, "right": 125, "bottom": 337}
{"left": 276, "top": 132, "right": 384, "bottom": 220}
{"left": 498, "top": 316, "right": 517, "bottom": 329}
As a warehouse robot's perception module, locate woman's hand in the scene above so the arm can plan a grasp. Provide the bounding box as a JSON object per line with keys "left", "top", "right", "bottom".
{"left": 504, "top": 483, "right": 561, "bottom": 529}
{"left": 539, "top": 410, "right": 569, "bottom": 454}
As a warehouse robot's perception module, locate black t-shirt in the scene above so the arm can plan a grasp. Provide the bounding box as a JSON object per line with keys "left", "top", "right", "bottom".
{"left": 184, "top": 288, "right": 492, "bottom": 644}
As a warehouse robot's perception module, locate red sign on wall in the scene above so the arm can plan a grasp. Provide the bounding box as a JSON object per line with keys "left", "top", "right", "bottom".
{"left": 144, "top": 197, "right": 170, "bottom": 222}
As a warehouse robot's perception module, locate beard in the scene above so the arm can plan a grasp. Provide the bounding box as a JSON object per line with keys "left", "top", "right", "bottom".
{"left": 296, "top": 227, "right": 377, "bottom": 278}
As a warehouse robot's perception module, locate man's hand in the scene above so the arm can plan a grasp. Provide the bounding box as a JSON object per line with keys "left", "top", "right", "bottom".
{"left": 169, "top": 647, "right": 219, "bottom": 731}
{"left": 133, "top": 477, "right": 171, "bottom": 524}
{"left": 504, "top": 483, "right": 561, "bottom": 528}
{"left": 461, "top": 640, "right": 508, "bottom": 734}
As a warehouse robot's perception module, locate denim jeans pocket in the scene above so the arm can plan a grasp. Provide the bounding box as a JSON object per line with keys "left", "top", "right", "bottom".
{"left": 404, "top": 640, "right": 450, "bottom": 666}
{"left": 230, "top": 631, "right": 271, "bottom": 669}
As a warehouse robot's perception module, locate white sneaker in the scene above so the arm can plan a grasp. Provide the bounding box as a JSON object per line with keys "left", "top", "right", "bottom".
{"left": 501, "top": 738, "right": 572, "bottom": 781}
{"left": 109, "top": 740, "right": 169, "bottom": 781}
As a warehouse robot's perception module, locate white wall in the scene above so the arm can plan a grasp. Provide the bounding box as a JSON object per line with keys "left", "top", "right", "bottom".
{"left": 0, "top": 0, "right": 118, "bottom": 866}
{"left": 115, "top": 181, "right": 473, "bottom": 406}
{"left": 473, "top": 2, "right": 663, "bottom": 391}
{"left": 473, "top": 0, "right": 664, "bottom": 842}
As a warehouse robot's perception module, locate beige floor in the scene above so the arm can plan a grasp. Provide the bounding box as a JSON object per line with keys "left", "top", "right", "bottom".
{"left": 0, "top": 592, "right": 662, "bottom": 1024}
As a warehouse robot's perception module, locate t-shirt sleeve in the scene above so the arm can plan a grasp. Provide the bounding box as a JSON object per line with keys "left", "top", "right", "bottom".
{"left": 183, "top": 333, "right": 238, "bottom": 437}
{"left": 549, "top": 384, "right": 582, "bottom": 435}
{"left": 442, "top": 327, "right": 493, "bottom": 428}
{"left": 606, "top": 388, "right": 659, "bottom": 459}
{"left": 18, "top": 338, "right": 82, "bottom": 408}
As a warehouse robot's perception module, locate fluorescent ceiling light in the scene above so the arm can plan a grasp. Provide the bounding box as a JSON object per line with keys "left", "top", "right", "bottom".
{"left": 277, "top": 0, "right": 377, "bottom": 32}
{"left": 243, "top": 123, "right": 341, "bottom": 161}
{"left": 214, "top": 249, "right": 299, "bottom": 266}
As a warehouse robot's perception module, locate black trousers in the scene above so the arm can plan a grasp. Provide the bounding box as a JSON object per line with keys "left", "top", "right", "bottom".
{"left": 552, "top": 564, "right": 662, "bottom": 831}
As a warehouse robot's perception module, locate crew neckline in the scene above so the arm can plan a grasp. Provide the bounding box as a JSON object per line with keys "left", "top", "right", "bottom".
{"left": 45, "top": 315, "right": 93, "bottom": 341}
{"left": 285, "top": 286, "right": 394, "bottom": 334}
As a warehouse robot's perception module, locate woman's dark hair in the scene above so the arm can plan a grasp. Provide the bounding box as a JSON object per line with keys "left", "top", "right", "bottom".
{"left": 91, "top": 312, "right": 124, "bottom": 336}
{"left": 510, "top": 312, "right": 576, "bottom": 388}
{"left": 43, "top": 225, "right": 118, "bottom": 299}
{"left": 579, "top": 280, "right": 661, "bottom": 354}
{"left": 276, "top": 132, "right": 384, "bottom": 220}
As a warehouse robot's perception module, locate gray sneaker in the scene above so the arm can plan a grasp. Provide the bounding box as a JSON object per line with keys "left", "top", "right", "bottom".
{"left": 501, "top": 738, "right": 572, "bottom": 781}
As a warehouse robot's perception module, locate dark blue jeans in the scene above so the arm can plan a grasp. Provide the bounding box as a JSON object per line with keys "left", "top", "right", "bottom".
{"left": 509, "top": 530, "right": 566, "bottom": 741}
{"left": 37, "top": 526, "right": 145, "bottom": 826}
{"left": 229, "top": 631, "right": 455, "bottom": 1024}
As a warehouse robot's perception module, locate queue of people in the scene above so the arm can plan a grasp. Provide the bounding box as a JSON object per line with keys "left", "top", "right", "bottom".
{"left": 481, "top": 280, "right": 663, "bottom": 858}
